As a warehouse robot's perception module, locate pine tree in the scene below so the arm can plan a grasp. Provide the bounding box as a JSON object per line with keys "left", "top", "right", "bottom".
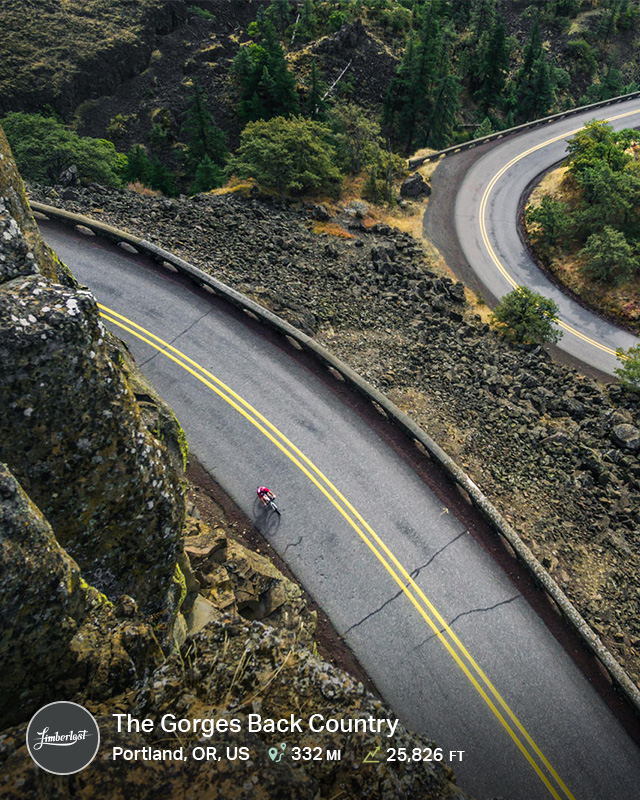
{"left": 600, "top": 55, "right": 624, "bottom": 99}
{"left": 514, "top": 17, "right": 557, "bottom": 121}
{"left": 384, "top": 2, "right": 461, "bottom": 152}
{"left": 182, "top": 79, "right": 228, "bottom": 174}
{"left": 331, "top": 102, "right": 381, "bottom": 174}
{"left": 299, "top": 0, "right": 318, "bottom": 40}
{"left": 190, "top": 154, "right": 225, "bottom": 194}
{"left": 384, "top": 29, "right": 417, "bottom": 134}
{"left": 400, "top": 3, "right": 444, "bottom": 152}
{"left": 466, "top": 0, "right": 496, "bottom": 91}
{"left": 125, "top": 144, "right": 152, "bottom": 185}
{"left": 269, "top": 0, "right": 292, "bottom": 35}
{"left": 522, "top": 16, "right": 542, "bottom": 78}
{"left": 424, "top": 44, "right": 461, "bottom": 148}
{"left": 475, "top": 117, "right": 494, "bottom": 138}
{"left": 305, "top": 60, "right": 327, "bottom": 119}
{"left": 232, "top": 15, "right": 298, "bottom": 122}
{"left": 149, "top": 157, "right": 177, "bottom": 196}
{"left": 477, "top": 20, "right": 509, "bottom": 112}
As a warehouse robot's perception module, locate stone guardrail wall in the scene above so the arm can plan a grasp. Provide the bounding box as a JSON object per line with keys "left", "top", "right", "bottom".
{"left": 408, "top": 90, "right": 640, "bottom": 170}
{"left": 31, "top": 201, "right": 640, "bottom": 717}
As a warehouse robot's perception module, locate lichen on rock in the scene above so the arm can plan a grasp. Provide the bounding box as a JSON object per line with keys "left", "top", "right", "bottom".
{"left": 0, "top": 273, "right": 185, "bottom": 616}
{"left": 0, "top": 462, "right": 162, "bottom": 730}
{"left": 0, "top": 127, "right": 75, "bottom": 285}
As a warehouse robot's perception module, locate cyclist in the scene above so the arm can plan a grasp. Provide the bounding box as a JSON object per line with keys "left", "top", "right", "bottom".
{"left": 257, "top": 486, "right": 276, "bottom": 507}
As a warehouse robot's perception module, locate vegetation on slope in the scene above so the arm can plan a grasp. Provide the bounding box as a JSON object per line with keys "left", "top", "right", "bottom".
{"left": 3, "top": 0, "right": 640, "bottom": 199}
{"left": 526, "top": 120, "right": 640, "bottom": 333}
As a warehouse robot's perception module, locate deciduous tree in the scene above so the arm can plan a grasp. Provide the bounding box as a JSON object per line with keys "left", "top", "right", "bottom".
{"left": 491, "top": 286, "right": 563, "bottom": 344}
{"left": 229, "top": 116, "right": 342, "bottom": 196}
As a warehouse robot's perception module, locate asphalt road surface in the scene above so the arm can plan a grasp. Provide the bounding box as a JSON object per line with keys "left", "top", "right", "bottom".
{"left": 424, "top": 96, "right": 640, "bottom": 377}
{"left": 42, "top": 222, "right": 640, "bottom": 800}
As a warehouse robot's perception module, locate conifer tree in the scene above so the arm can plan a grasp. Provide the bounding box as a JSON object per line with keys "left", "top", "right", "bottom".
{"left": 190, "top": 154, "right": 225, "bottom": 194}
{"left": 299, "top": 0, "right": 318, "bottom": 40}
{"left": 331, "top": 102, "right": 381, "bottom": 174}
{"left": 305, "top": 60, "right": 327, "bottom": 120}
{"left": 269, "top": 0, "right": 292, "bottom": 35}
{"left": 465, "top": 0, "right": 496, "bottom": 92}
{"left": 182, "top": 79, "right": 228, "bottom": 174}
{"left": 125, "top": 144, "right": 152, "bottom": 185}
{"left": 384, "top": 2, "right": 461, "bottom": 152}
{"left": 514, "top": 17, "right": 557, "bottom": 121}
{"left": 428, "top": 72, "right": 461, "bottom": 148}
{"left": 232, "top": 14, "right": 298, "bottom": 122}
{"left": 149, "top": 156, "right": 177, "bottom": 196}
{"left": 477, "top": 19, "right": 509, "bottom": 112}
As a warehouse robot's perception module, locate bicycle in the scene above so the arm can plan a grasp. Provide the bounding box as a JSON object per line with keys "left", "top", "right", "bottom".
{"left": 264, "top": 497, "right": 281, "bottom": 516}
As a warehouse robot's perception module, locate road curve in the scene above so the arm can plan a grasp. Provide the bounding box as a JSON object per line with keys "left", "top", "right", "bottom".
{"left": 424, "top": 96, "right": 640, "bottom": 377}
{"left": 42, "top": 222, "right": 640, "bottom": 800}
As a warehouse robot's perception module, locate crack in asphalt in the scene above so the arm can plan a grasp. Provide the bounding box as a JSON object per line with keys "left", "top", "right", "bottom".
{"left": 412, "top": 594, "right": 521, "bottom": 652}
{"left": 282, "top": 536, "right": 303, "bottom": 555}
{"left": 343, "top": 529, "right": 467, "bottom": 635}
{"left": 139, "top": 308, "right": 212, "bottom": 366}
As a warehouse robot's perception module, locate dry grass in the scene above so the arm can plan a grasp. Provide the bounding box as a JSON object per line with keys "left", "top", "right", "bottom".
{"left": 409, "top": 146, "right": 443, "bottom": 183}
{"left": 375, "top": 202, "right": 423, "bottom": 237}
{"left": 127, "top": 181, "right": 159, "bottom": 196}
{"left": 528, "top": 165, "right": 571, "bottom": 205}
{"left": 568, "top": 9, "right": 599, "bottom": 35}
{"left": 212, "top": 176, "right": 262, "bottom": 198}
{"left": 312, "top": 221, "right": 355, "bottom": 238}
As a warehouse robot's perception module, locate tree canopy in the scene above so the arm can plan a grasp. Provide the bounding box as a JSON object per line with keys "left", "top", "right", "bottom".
{"left": 491, "top": 286, "right": 563, "bottom": 344}
{"left": 228, "top": 115, "right": 342, "bottom": 196}
{"left": 2, "top": 112, "right": 125, "bottom": 186}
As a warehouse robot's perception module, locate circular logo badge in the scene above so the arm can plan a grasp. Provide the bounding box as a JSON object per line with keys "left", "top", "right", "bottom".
{"left": 26, "top": 701, "right": 100, "bottom": 775}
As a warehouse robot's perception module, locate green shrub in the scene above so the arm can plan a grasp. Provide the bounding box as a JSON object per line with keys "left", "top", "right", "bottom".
{"left": 188, "top": 5, "right": 215, "bottom": 21}
{"left": 491, "top": 286, "right": 563, "bottom": 344}
{"left": 579, "top": 226, "right": 637, "bottom": 286}
{"left": 328, "top": 10, "right": 347, "bottom": 30}
{"left": 190, "top": 154, "right": 224, "bottom": 194}
{"left": 527, "top": 195, "right": 572, "bottom": 247}
{"left": 2, "top": 111, "right": 125, "bottom": 186}
{"left": 565, "top": 39, "right": 597, "bottom": 76}
{"left": 615, "top": 344, "right": 640, "bottom": 390}
{"left": 228, "top": 115, "right": 342, "bottom": 196}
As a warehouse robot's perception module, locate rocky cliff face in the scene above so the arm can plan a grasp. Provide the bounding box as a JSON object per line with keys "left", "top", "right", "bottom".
{"left": 0, "top": 463, "right": 162, "bottom": 729}
{"left": 0, "top": 1, "right": 188, "bottom": 117}
{"left": 0, "top": 125, "right": 186, "bottom": 726}
{"left": 0, "top": 129, "right": 186, "bottom": 618}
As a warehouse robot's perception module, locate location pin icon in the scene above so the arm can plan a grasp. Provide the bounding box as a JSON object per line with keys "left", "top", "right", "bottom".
{"left": 268, "top": 747, "right": 278, "bottom": 762}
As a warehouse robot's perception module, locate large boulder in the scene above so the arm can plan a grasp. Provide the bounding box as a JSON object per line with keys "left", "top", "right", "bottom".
{"left": 611, "top": 423, "right": 640, "bottom": 452}
{"left": 0, "top": 274, "right": 185, "bottom": 615}
{"left": 400, "top": 172, "right": 431, "bottom": 198}
{"left": 0, "top": 125, "right": 186, "bottom": 619}
{"left": 0, "top": 463, "right": 161, "bottom": 729}
{"left": 0, "top": 126, "right": 75, "bottom": 285}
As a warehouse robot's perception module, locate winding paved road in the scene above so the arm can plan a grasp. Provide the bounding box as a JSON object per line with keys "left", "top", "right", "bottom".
{"left": 41, "top": 222, "right": 640, "bottom": 800}
{"left": 424, "top": 96, "right": 640, "bottom": 377}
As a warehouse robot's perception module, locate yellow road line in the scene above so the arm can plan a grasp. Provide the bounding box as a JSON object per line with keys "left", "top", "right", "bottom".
{"left": 99, "top": 304, "right": 574, "bottom": 799}
{"left": 479, "top": 106, "right": 640, "bottom": 356}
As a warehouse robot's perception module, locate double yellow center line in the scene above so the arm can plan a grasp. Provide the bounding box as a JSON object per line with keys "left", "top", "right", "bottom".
{"left": 99, "top": 302, "right": 574, "bottom": 799}
{"left": 479, "top": 106, "right": 640, "bottom": 357}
